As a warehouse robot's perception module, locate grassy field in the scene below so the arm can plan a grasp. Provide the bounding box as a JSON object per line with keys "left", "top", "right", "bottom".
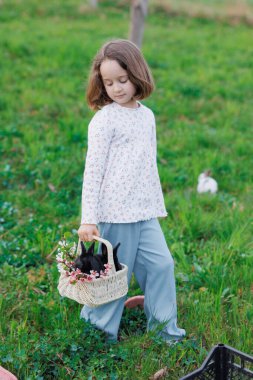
{"left": 1, "top": 1, "right": 253, "bottom": 379}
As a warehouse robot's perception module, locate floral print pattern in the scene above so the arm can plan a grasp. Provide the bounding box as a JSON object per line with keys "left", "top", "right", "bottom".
{"left": 81, "top": 101, "right": 168, "bottom": 224}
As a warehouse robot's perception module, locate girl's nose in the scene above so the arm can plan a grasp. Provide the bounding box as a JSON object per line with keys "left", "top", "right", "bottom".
{"left": 114, "top": 83, "right": 122, "bottom": 93}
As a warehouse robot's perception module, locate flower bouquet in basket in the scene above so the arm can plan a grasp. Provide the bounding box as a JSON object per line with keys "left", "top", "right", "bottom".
{"left": 56, "top": 234, "right": 128, "bottom": 307}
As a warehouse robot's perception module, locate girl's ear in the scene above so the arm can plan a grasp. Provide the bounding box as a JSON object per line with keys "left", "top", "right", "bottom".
{"left": 87, "top": 241, "right": 95, "bottom": 256}
{"left": 80, "top": 241, "right": 87, "bottom": 256}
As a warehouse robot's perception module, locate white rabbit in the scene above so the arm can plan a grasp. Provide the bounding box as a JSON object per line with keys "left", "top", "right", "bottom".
{"left": 197, "top": 171, "right": 218, "bottom": 194}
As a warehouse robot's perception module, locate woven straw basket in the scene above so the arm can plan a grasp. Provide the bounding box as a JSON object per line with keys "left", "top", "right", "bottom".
{"left": 57, "top": 235, "right": 128, "bottom": 307}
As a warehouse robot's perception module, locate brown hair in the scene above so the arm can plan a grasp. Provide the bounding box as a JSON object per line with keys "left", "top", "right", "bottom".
{"left": 86, "top": 39, "right": 155, "bottom": 110}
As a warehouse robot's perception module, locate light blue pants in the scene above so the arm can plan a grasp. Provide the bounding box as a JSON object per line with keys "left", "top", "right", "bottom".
{"left": 80, "top": 218, "right": 186, "bottom": 342}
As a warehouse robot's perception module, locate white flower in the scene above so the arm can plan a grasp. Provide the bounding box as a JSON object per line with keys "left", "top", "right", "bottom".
{"left": 69, "top": 242, "right": 77, "bottom": 257}
{"left": 58, "top": 240, "right": 67, "bottom": 247}
{"left": 56, "top": 251, "right": 63, "bottom": 261}
{"left": 57, "top": 263, "right": 65, "bottom": 273}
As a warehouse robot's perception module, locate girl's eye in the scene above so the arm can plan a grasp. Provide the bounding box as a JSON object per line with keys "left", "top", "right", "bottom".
{"left": 104, "top": 79, "right": 128, "bottom": 86}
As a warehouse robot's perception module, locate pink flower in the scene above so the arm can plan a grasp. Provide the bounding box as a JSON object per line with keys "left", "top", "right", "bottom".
{"left": 90, "top": 270, "right": 99, "bottom": 278}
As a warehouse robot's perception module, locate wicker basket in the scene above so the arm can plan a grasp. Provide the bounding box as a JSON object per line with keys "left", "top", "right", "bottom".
{"left": 57, "top": 235, "right": 128, "bottom": 307}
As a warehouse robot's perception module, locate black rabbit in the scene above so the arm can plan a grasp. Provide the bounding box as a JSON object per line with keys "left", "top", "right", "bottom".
{"left": 74, "top": 241, "right": 122, "bottom": 277}
{"left": 101, "top": 242, "right": 122, "bottom": 271}
{"left": 74, "top": 241, "right": 103, "bottom": 275}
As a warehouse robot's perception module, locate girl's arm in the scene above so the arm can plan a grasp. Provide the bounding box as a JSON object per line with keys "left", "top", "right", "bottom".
{"left": 81, "top": 108, "right": 113, "bottom": 226}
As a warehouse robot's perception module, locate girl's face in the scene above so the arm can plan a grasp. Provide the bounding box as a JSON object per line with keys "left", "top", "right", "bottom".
{"left": 100, "top": 59, "right": 137, "bottom": 108}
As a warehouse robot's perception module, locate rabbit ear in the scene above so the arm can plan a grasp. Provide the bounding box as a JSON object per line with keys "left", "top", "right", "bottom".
{"left": 87, "top": 241, "right": 95, "bottom": 255}
{"left": 80, "top": 241, "right": 87, "bottom": 256}
{"left": 113, "top": 242, "right": 121, "bottom": 253}
{"left": 101, "top": 243, "right": 107, "bottom": 257}
{"left": 112, "top": 242, "right": 122, "bottom": 271}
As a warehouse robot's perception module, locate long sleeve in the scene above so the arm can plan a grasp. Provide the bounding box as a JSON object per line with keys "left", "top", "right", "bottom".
{"left": 81, "top": 109, "right": 114, "bottom": 225}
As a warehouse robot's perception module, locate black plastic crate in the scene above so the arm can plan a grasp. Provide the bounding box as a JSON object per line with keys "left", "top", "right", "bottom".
{"left": 180, "top": 344, "right": 253, "bottom": 380}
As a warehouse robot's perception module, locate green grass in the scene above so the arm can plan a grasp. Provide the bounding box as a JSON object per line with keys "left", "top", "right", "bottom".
{"left": 1, "top": 1, "right": 253, "bottom": 379}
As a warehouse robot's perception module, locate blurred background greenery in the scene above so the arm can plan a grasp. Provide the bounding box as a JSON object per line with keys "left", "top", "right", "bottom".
{"left": 1, "top": 1, "right": 253, "bottom": 379}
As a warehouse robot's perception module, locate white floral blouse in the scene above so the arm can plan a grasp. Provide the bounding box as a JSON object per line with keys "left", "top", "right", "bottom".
{"left": 81, "top": 101, "right": 168, "bottom": 224}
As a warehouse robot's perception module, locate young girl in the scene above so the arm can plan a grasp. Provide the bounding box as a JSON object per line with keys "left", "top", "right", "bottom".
{"left": 78, "top": 39, "right": 185, "bottom": 343}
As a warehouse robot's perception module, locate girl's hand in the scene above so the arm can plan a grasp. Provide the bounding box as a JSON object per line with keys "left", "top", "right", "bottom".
{"left": 78, "top": 224, "right": 100, "bottom": 242}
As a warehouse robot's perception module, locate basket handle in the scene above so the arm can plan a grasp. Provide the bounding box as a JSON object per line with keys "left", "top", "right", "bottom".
{"left": 77, "top": 236, "right": 116, "bottom": 274}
